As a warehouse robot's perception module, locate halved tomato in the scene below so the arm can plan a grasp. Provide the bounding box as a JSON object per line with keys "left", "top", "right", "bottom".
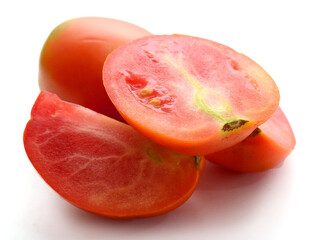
{"left": 103, "top": 35, "right": 280, "bottom": 155}
{"left": 205, "top": 107, "right": 296, "bottom": 172}
{"left": 39, "top": 17, "right": 151, "bottom": 122}
{"left": 23, "top": 91, "right": 204, "bottom": 218}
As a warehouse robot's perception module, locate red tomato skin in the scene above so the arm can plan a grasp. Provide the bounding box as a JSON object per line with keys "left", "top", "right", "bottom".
{"left": 39, "top": 17, "right": 151, "bottom": 122}
{"left": 205, "top": 108, "right": 296, "bottom": 172}
{"left": 23, "top": 91, "right": 205, "bottom": 218}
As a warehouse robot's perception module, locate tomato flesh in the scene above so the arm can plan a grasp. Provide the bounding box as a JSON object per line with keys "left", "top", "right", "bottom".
{"left": 39, "top": 17, "right": 151, "bottom": 122}
{"left": 23, "top": 91, "right": 204, "bottom": 218}
{"left": 103, "top": 35, "right": 280, "bottom": 155}
{"left": 205, "top": 107, "right": 296, "bottom": 172}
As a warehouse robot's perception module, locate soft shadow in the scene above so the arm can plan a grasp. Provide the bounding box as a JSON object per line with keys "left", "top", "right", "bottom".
{"left": 56, "top": 159, "right": 293, "bottom": 238}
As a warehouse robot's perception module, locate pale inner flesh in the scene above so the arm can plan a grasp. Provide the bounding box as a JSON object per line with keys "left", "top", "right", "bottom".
{"left": 105, "top": 35, "right": 278, "bottom": 140}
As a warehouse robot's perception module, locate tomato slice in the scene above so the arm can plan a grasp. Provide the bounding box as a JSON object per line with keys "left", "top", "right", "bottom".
{"left": 205, "top": 107, "right": 296, "bottom": 172}
{"left": 103, "top": 35, "right": 280, "bottom": 155}
{"left": 23, "top": 91, "right": 205, "bottom": 218}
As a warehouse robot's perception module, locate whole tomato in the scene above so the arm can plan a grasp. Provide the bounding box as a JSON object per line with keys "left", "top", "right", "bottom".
{"left": 39, "top": 17, "right": 151, "bottom": 122}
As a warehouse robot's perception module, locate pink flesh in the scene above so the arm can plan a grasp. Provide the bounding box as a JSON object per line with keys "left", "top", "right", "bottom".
{"left": 260, "top": 107, "right": 296, "bottom": 149}
{"left": 24, "top": 91, "right": 200, "bottom": 217}
{"left": 104, "top": 35, "right": 280, "bottom": 141}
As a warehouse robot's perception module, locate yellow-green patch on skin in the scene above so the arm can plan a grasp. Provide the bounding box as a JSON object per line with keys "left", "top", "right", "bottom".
{"left": 48, "top": 19, "right": 73, "bottom": 41}
{"left": 146, "top": 148, "right": 163, "bottom": 163}
{"left": 40, "top": 19, "right": 73, "bottom": 63}
{"left": 174, "top": 152, "right": 187, "bottom": 157}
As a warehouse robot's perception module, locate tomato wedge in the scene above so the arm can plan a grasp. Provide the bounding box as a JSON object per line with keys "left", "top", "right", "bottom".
{"left": 23, "top": 91, "right": 205, "bottom": 218}
{"left": 103, "top": 35, "right": 280, "bottom": 155}
{"left": 206, "top": 107, "right": 296, "bottom": 172}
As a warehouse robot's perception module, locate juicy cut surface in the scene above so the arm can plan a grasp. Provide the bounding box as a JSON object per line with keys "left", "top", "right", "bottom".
{"left": 103, "top": 35, "right": 280, "bottom": 155}
{"left": 23, "top": 91, "right": 204, "bottom": 218}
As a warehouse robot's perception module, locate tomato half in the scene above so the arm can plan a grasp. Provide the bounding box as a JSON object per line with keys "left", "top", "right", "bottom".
{"left": 39, "top": 17, "right": 151, "bottom": 122}
{"left": 205, "top": 107, "right": 296, "bottom": 172}
{"left": 23, "top": 91, "right": 205, "bottom": 218}
{"left": 103, "top": 35, "right": 280, "bottom": 155}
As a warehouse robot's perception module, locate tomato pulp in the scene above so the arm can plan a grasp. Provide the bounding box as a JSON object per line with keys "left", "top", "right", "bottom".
{"left": 23, "top": 91, "right": 205, "bottom": 218}
{"left": 39, "top": 17, "right": 151, "bottom": 122}
{"left": 103, "top": 35, "right": 280, "bottom": 155}
{"left": 205, "top": 107, "right": 296, "bottom": 172}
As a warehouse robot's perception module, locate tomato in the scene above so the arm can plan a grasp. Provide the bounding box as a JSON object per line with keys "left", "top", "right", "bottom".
{"left": 23, "top": 91, "right": 205, "bottom": 218}
{"left": 205, "top": 107, "right": 296, "bottom": 172}
{"left": 39, "top": 17, "right": 151, "bottom": 122}
{"left": 103, "top": 35, "right": 280, "bottom": 155}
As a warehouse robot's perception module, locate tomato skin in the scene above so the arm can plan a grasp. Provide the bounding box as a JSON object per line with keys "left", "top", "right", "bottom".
{"left": 23, "top": 91, "right": 205, "bottom": 218}
{"left": 39, "top": 17, "right": 151, "bottom": 122}
{"left": 205, "top": 107, "right": 296, "bottom": 172}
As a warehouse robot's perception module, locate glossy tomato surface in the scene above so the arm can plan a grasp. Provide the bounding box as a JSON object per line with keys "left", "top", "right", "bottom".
{"left": 39, "top": 17, "right": 151, "bottom": 122}
{"left": 23, "top": 91, "right": 205, "bottom": 218}
{"left": 205, "top": 107, "right": 296, "bottom": 172}
{"left": 103, "top": 35, "right": 280, "bottom": 155}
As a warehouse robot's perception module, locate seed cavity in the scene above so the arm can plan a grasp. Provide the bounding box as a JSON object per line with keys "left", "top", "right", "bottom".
{"left": 122, "top": 70, "right": 175, "bottom": 113}
{"left": 139, "top": 88, "right": 154, "bottom": 97}
{"left": 144, "top": 50, "right": 160, "bottom": 64}
{"left": 228, "top": 58, "right": 240, "bottom": 71}
{"left": 123, "top": 71, "right": 148, "bottom": 90}
{"left": 222, "top": 119, "right": 248, "bottom": 132}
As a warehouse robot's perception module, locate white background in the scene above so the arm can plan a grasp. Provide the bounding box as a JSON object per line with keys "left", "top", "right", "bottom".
{"left": 1, "top": 0, "right": 311, "bottom": 239}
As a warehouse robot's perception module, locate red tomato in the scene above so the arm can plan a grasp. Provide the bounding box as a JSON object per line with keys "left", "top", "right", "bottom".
{"left": 39, "top": 17, "right": 151, "bottom": 122}
{"left": 205, "top": 107, "right": 296, "bottom": 172}
{"left": 103, "top": 35, "right": 280, "bottom": 155}
{"left": 23, "top": 91, "right": 205, "bottom": 218}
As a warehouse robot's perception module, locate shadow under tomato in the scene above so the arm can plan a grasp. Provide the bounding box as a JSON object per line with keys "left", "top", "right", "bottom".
{"left": 58, "top": 158, "right": 293, "bottom": 239}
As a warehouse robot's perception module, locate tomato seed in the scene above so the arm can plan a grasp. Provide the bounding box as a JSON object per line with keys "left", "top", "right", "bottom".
{"left": 148, "top": 98, "right": 162, "bottom": 107}
{"left": 140, "top": 88, "right": 154, "bottom": 97}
